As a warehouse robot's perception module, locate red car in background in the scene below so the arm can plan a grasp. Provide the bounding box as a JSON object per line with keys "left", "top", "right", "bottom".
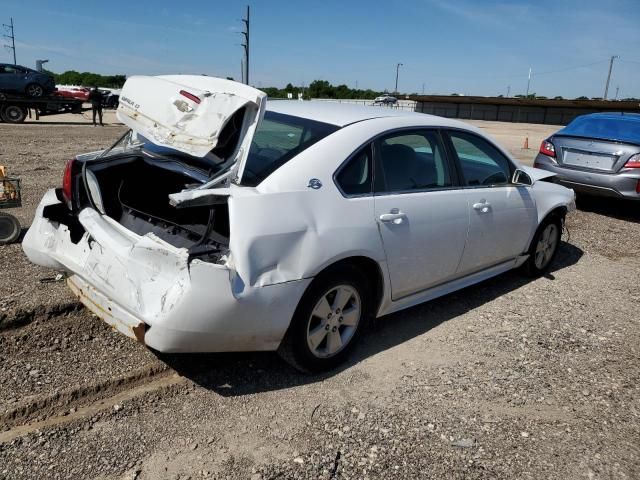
{"left": 54, "top": 86, "right": 90, "bottom": 101}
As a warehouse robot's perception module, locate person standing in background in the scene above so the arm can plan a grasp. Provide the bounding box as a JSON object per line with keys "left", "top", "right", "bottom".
{"left": 88, "top": 86, "right": 104, "bottom": 126}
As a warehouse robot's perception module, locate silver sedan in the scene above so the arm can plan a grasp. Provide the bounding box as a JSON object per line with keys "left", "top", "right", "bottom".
{"left": 534, "top": 113, "right": 640, "bottom": 200}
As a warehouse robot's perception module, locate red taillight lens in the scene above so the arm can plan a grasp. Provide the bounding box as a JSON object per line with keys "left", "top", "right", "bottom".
{"left": 624, "top": 153, "right": 640, "bottom": 169}
{"left": 539, "top": 140, "right": 556, "bottom": 158}
{"left": 62, "top": 158, "right": 75, "bottom": 206}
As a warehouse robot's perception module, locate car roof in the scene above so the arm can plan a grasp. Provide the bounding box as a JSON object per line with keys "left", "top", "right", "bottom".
{"left": 266, "top": 100, "right": 460, "bottom": 127}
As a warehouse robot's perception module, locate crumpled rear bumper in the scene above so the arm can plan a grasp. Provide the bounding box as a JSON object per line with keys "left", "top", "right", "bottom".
{"left": 23, "top": 189, "right": 311, "bottom": 352}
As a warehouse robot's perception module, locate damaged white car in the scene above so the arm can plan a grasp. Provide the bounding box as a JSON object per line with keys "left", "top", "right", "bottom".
{"left": 23, "top": 76, "right": 575, "bottom": 372}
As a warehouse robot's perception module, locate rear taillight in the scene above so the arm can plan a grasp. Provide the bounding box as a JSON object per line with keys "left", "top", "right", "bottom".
{"left": 62, "top": 158, "right": 75, "bottom": 207}
{"left": 539, "top": 140, "right": 556, "bottom": 158}
{"left": 624, "top": 153, "right": 640, "bottom": 169}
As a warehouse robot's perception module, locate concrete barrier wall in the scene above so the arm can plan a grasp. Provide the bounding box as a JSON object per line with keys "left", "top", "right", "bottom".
{"left": 415, "top": 100, "right": 632, "bottom": 125}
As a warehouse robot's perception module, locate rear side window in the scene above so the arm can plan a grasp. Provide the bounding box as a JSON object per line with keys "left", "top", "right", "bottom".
{"left": 241, "top": 111, "right": 339, "bottom": 187}
{"left": 336, "top": 145, "right": 372, "bottom": 196}
{"left": 447, "top": 131, "right": 512, "bottom": 186}
{"left": 375, "top": 130, "right": 452, "bottom": 193}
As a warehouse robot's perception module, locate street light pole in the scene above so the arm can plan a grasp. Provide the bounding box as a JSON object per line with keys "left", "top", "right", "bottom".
{"left": 525, "top": 68, "right": 532, "bottom": 98}
{"left": 395, "top": 63, "right": 403, "bottom": 94}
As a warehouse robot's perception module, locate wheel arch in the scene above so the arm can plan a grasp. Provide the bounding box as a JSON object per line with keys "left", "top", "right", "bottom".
{"left": 305, "top": 255, "right": 386, "bottom": 318}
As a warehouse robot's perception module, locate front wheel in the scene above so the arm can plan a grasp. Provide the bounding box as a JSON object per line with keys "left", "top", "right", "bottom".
{"left": 278, "top": 265, "right": 371, "bottom": 373}
{"left": 0, "top": 105, "right": 27, "bottom": 123}
{"left": 522, "top": 215, "right": 562, "bottom": 277}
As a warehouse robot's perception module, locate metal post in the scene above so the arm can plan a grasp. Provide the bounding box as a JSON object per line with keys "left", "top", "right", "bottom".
{"left": 3, "top": 17, "right": 16, "bottom": 64}
{"left": 507, "top": 85, "right": 510, "bottom": 98}
{"left": 241, "top": 6, "right": 250, "bottom": 85}
{"left": 615, "top": 86, "right": 620, "bottom": 101}
{"left": 525, "top": 68, "right": 531, "bottom": 98}
{"left": 395, "top": 63, "right": 403, "bottom": 94}
{"left": 422, "top": 82, "right": 425, "bottom": 95}
{"left": 603, "top": 55, "right": 618, "bottom": 100}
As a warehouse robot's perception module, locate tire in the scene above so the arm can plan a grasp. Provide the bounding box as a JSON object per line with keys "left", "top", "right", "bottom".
{"left": 1, "top": 105, "right": 27, "bottom": 123}
{"left": 0, "top": 212, "right": 21, "bottom": 245}
{"left": 522, "top": 215, "right": 562, "bottom": 277}
{"left": 278, "top": 265, "right": 372, "bottom": 373}
{"left": 25, "top": 83, "right": 44, "bottom": 97}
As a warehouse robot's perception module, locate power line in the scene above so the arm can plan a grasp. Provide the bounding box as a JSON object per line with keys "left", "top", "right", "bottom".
{"left": 2, "top": 17, "right": 16, "bottom": 65}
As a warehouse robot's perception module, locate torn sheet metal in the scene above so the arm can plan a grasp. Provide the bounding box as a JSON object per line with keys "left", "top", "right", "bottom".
{"left": 117, "top": 75, "right": 266, "bottom": 160}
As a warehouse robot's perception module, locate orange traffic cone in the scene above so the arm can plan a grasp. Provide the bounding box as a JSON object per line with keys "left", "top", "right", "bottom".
{"left": 523, "top": 136, "right": 529, "bottom": 149}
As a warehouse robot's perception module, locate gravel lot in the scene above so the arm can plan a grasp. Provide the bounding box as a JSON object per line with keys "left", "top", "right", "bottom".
{"left": 0, "top": 113, "right": 639, "bottom": 479}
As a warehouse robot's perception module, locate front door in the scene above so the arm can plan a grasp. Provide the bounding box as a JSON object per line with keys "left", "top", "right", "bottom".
{"left": 373, "top": 129, "right": 469, "bottom": 300}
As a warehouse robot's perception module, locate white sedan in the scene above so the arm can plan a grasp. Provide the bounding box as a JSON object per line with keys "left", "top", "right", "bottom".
{"left": 23, "top": 76, "right": 575, "bottom": 372}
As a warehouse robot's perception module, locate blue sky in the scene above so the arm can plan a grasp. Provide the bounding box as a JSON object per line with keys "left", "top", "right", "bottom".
{"left": 2, "top": 0, "right": 640, "bottom": 98}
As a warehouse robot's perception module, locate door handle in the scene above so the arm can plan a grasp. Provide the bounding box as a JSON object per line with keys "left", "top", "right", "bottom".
{"left": 379, "top": 210, "right": 406, "bottom": 224}
{"left": 472, "top": 201, "right": 491, "bottom": 213}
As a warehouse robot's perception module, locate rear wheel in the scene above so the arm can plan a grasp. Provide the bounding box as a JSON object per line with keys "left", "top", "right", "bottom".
{"left": 522, "top": 215, "right": 562, "bottom": 276}
{"left": 0, "top": 212, "right": 21, "bottom": 245}
{"left": 278, "top": 265, "right": 371, "bottom": 373}
{"left": 1, "top": 105, "right": 27, "bottom": 123}
{"left": 25, "top": 83, "right": 44, "bottom": 97}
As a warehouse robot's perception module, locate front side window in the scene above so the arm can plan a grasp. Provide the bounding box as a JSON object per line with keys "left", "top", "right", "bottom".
{"left": 375, "top": 130, "right": 452, "bottom": 194}
{"left": 335, "top": 145, "right": 372, "bottom": 196}
{"left": 448, "top": 131, "right": 512, "bottom": 186}
{"left": 241, "top": 111, "right": 340, "bottom": 187}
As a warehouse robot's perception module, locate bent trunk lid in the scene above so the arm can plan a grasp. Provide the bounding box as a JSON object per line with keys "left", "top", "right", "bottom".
{"left": 117, "top": 75, "right": 266, "bottom": 179}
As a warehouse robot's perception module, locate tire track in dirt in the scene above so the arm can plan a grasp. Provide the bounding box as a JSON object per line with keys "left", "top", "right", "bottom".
{"left": 0, "top": 372, "right": 185, "bottom": 443}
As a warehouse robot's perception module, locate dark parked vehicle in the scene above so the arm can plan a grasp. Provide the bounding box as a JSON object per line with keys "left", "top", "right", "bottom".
{"left": 534, "top": 113, "right": 640, "bottom": 200}
{"left": 0, "top": 63, "right": 55, "bottom": 98}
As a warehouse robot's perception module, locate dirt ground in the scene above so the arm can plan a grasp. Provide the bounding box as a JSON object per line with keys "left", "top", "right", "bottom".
{"left": 0, "top": 111, "right": 639, "bottom": 480}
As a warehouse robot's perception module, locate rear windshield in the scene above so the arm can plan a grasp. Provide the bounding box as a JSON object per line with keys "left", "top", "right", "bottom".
{"left": 240, "top": 111, "right": 340, "bottom": 186}
{"left": 559, "top": 115, "right": 640, "bottom": 145}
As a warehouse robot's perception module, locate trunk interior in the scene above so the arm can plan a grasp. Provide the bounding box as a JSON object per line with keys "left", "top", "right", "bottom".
{"left": 81, "top": 154, "right": 229, "bottom": 262}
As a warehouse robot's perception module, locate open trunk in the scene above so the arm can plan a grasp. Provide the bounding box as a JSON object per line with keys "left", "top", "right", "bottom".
{"left": 79, "top": 153, "right": 230, "bottom": 262}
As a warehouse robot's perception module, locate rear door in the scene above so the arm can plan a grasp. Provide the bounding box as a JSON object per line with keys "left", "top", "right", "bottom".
{"left": 373, "top": 129, "right": 469, "bottom": 300}
{"left": 444, "top": 129, "right": 537, "bottom": 275}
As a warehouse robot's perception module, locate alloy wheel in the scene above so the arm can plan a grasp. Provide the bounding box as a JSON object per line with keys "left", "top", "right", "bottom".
{"left": 306, "top": 285, "right": 361, "bottom": 358}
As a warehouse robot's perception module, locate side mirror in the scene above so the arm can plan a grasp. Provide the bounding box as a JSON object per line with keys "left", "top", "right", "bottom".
{"left": 512, "top": 169, "right": 533, "bottom": 186}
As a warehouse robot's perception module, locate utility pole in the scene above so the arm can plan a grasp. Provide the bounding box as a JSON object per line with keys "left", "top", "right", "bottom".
{"left": 422, "top": 82, "right": 425, "bottom": 95}
{"left": 394, "top": 63, "right": 403, "bottom": 94}
{"left": 507, "top": 85, "right": 511, "bottom": 98}
{"left": 603, "top": 55, "right": 618, "bottom": 100}
{"left": 525, "top": 68, "right": 532, "bottom": 98}
{"left": 240, "top": 6, "right": 250, "bottom": 85}
{"left": 615, "top": 86, "right": 620, "bottom": 101}
{"left": 2, "top": 17, "right": 16, "bottom": 65}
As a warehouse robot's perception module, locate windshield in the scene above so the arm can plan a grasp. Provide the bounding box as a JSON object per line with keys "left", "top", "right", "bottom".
{"left": 559, "top": 114, "right": 640, "bottom": 145}
{"left": 241, "top": 111, "right": 340, "bottom": 186}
